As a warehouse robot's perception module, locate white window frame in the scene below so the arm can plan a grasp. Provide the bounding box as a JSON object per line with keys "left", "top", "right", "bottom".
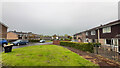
{"left": 105, "top": 39, "right": 113, "bottom": 45}
{"left": 91, "top": 30, "right": 96, "bottom": 35}
{"left": 103, "top": 27, "right": 111, "bottom": 33}
{"left": 86, "top": 32, "right": 88, "bottom": 36}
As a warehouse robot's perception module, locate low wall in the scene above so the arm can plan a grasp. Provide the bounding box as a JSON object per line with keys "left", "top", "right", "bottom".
{"left": 53, "top": 40, "right": 60, "bottom": 45}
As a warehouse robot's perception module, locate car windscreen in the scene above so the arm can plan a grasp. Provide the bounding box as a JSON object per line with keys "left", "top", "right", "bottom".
{"left": 13, "top": 40, "right": 21, "bottom": 43}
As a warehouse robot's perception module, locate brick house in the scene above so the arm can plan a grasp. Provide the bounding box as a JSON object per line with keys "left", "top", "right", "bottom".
{"left": 74, "top": 20, "right": 120, "bottom": 52}
{"left": 98, "top": 20, "right": 120, "bottom": 52}
{"left": 0, "top": 22, "right": 8, "bottom": 39}
{"left": 7, "top": 31, "right": 40, "bottom": 41}
{"left": 7, "top": 31, "right": 29, "bottom": 41}
{"left": 84, "top": 26, "right": 101, "bottom": 43}
{"left": 73, "top": 32, "right": 86, "bottom": 42}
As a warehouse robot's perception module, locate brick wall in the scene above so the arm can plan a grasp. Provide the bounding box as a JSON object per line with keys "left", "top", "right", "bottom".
{"left": 2, "top": 25, "right": 7, "bottom": 39}
{"left": 7, "top": 32, "right": 18, "bottom": 40}
{"left": 0, "top": 24, "right": 8, "bottom": 39}
{"left": 99, "top": 39, "right": 105, "bottom": 45}
{"left": 53, "top": 40, "right": 60, "bottom": 45}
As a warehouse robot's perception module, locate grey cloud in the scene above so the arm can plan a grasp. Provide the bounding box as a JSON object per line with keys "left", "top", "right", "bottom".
{"left": 2, "top": 2, "right": 118, "bottom": 35}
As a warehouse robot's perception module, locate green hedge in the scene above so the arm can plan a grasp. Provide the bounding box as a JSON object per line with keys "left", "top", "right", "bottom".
{"left": 93, "top": 43, "right": 101, "bottom": 47}
{"left": 29, "top": 40, "right": 40, "bottom": 42}
{"left": 60, "top": 41, "right": 94, "bottom": 53}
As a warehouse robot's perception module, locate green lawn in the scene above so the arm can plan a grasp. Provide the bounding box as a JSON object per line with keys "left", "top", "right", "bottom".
{"left": 2, "top": 45, "right": 98, "bottom": 66}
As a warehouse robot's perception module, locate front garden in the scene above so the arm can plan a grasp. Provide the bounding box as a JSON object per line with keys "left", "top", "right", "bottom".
{"left": 2, "top": 45, "right": 97, "bottom": 66}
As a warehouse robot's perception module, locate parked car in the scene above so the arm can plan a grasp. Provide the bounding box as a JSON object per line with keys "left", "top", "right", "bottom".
{"left": 12, "top": 40, "right": 29, "bottom": 46}
{"left": 0, "top": 39, "right": 8, "bottom": 47}
{"left": 40, "top": 40, "right": 45, "bottom": 43}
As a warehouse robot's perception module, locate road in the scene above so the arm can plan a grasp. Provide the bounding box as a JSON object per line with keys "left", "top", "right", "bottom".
{"left": 0, "top": 42, "right": 53, "bottom": 53}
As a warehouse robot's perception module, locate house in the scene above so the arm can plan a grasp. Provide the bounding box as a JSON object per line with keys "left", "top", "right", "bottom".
{"left": 84, "top": 26, "right": 101, "bottom": 43}
{"left": 74, "top": 20, "right": 120, "bottom": 52}
{"left": 7, "top": 31, "right": 40, "bottom": 41}
{"left": 7, "top": 31, "right": 29, "bottom": 41}
{"left": 98, "top": 20, "right": 120, "bottom": 52}
{"left": 28, "top": 32, "right": 40, "bottom": 40}
{"left": 0, "top": 22, "right": 8, "bottom": 39}
{"left": 73, "top": 32, "right": 86, "bottom": 42}
{"left": 43, "top": 36, "right": 52, "bottom": 40}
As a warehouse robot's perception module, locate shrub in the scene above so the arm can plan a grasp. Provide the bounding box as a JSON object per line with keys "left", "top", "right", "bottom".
{"left": 29, "top": 40, "right": 40, "bottom": 42}
{"left": 93, "top": 43, "right": 101, "bottom": 47}
{"left": 60, "top": 41, "right": 94, "bottom": 53}
{"left": 60, "top": 38, "right": 63, "bottom": 41}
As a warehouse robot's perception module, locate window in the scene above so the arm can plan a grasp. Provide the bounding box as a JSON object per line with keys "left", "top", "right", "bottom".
{"left": 86, "top": 32, "right": 88, "bottom": 36}
{"left": 91, "top": 30, "right": 96, "bottom": 35}
{"left": 18, "top": 35, "right": 22, "bottom": 39}
{"left": 105, "top": 39, "right": 113, "bottom": 45}
{"left": 25, "top": 36, "right": 27, "bottom": 39}
{"left": 103, "top": 27, "right": 111, "bottom": 33}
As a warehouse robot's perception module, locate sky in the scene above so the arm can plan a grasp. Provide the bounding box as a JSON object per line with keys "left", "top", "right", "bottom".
{"left": 0, "top": 0, "right": 119, "bottom": 35}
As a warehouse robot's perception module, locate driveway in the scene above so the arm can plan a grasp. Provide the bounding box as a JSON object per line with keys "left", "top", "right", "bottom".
{"left": 0, "top": 42, "right": 53, "bottom": 53}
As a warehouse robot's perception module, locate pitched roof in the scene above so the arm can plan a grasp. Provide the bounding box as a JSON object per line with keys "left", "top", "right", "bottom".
{"left": 73, "top": 19, "right": 120, "bottom": 36}
{"left": 100, "top": 20, "right": 120, "bottom": 28}
{"left": 9, "top": 31, "right": 28, "bottom": 35}
{"left": 0, "top": 22, "right": 8, "bottom": 28}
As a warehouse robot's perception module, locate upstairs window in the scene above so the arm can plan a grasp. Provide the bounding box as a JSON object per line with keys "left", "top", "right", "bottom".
{"left": 86, "top": 32, "right": 88, "bottom": 36}
{"left": 91, "top": 30, "right": 96, "bottom": 35}
{"left": 103, "top": 27, "right": 111, "bottom": 33}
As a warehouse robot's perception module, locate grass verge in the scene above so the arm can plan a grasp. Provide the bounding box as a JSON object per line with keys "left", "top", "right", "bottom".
{"left": 2, "top": 45, "right": 98, "bottom": 66}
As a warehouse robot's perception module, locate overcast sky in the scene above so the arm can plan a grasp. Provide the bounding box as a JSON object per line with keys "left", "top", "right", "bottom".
{"left": 1, "top": 0, "right": 119, "bottom": 35}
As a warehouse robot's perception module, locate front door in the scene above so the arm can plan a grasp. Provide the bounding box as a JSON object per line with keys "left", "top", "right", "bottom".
{"left": 92, "top": 39, "right": 95, "bottom": 43}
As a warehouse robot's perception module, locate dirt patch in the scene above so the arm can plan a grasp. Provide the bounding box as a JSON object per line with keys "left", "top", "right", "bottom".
{"left": 16, "top": 54, "right": 23, "bottom": 56}
{"left": 61, "top": 46, "right": 120, "bottom": 68}
{"left": 38, "top": 55, "right": 43, "bottom": 56}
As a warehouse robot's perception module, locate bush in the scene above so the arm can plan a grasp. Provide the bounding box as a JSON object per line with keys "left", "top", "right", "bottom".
{"left": 93, "top": 43, "right": 101, "bottom": 47}
{"left": 29, "top": 40, "right": 40, "bottom": 42}
{"left": 60, "top": 41, "right": 94, "bottom": 53}
{"left": 64, "top": 38, "right": 71, "bottom": 41}
{"left": 60, "top": 38, "right": 63, "bottom": 41}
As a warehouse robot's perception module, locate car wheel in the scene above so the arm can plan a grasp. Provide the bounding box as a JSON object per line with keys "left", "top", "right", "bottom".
{"left": 17, "top": 43, "right": 20, "bottom": 46}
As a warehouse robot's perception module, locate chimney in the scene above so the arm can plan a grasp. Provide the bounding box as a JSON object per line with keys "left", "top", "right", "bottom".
{"left": 14, "top": 30, "right": 16, "bottom": 32}
{"left": 100, "top": 24, "right": 102, "bottom": 26}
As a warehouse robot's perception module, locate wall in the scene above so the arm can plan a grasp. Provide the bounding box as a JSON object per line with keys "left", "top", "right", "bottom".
{"left": 86, "top": 30, "right": 98, "bottom": 39}
{"left": 7, "top": 32, "right": 18, "bottom": 40}
{"left": 99, "top": 39, "right": 105, "bottom": 45}
{"left": 2, "top": 25, "right": 7, "bottom": 39}
{"left": 0, "top": 24, "right": 7, "bottom": 39}
{"left": 100, "top": 24, "right": 120, "bottom": 39}
{"left": 76, "top": 34, "right": 82, "bottom": 42}
{"left": 53, "top": 40, "right": 60, "bottom": 45}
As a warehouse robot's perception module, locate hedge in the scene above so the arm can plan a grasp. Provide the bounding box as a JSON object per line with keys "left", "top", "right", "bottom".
{"left": 29, "top": 40, "right": 40, "bottom": 42}
{"left": 60, "top": 41, "right": 94, "bottom": 53}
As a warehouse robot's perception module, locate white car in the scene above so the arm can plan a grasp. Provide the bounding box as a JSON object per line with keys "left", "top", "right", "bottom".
{"left": 40, "top": 40, "right": 45, "bottom": 43}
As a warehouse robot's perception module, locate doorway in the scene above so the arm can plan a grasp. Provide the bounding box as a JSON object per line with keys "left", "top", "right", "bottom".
{"left": 92, "top": 39, "right": 95, "bottom": 43}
